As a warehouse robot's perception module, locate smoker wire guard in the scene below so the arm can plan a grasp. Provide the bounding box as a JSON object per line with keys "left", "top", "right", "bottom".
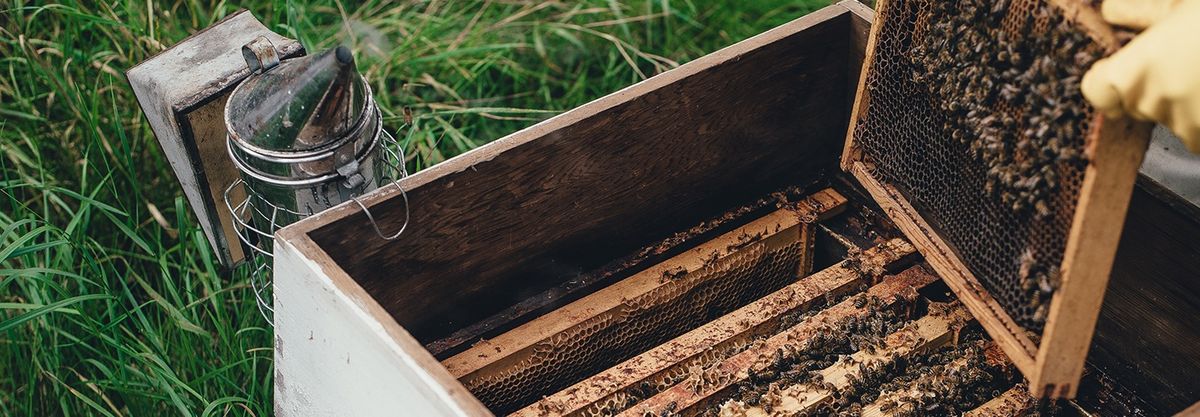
{"left": 223, "top": 117, "right": 410, "bottom": 323}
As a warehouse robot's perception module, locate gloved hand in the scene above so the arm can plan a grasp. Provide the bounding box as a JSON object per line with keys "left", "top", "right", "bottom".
{"left": 1081, "top": 0, "right": 1200, "bottom": 153}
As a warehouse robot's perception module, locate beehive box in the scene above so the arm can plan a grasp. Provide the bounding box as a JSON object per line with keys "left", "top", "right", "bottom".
{"left": 272, "top": 2, "right": 1200, "bottom": 416}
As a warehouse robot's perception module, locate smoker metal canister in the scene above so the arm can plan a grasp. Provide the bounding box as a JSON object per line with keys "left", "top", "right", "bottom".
{"left": 225, "top": 38, "right": 386, "bottom": 241}
{"left": 223, "top": 37, "right": 409, "bottom": 322}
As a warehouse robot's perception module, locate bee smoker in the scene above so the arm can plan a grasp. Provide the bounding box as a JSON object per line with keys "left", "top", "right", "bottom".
{"left": 126, "top": 12, "right": 406, "bottom": 322}
{"left": 225, "top": 38, "right": 393, "bottom": 244}
{"left": 223, "top": 38, "right": 408, "bottom": 319}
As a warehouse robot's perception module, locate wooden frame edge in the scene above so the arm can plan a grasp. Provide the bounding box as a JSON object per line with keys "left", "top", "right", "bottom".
{"left": 446, "top": 189, "right": 848, "bottom": 381}
{"left": 442, "top": 208, "right": 809, "bottom": 378}
{"left": 1032, "top": 116, "right": 1153, "bottom": 398}
{"left": 1047, "top": 0, "right": 1120, "bottom": 52}
{"left": 840, "top": 0, "right": 887, "bottom": 171}
{"left": 836, "top": 0, "right": 875, "bottom": 20}
{"left": 1176, "top": 399, "right": 1200, "bottom": 417}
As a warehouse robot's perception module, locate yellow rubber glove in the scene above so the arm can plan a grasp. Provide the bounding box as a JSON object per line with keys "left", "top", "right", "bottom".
{"left": 1082, "top": 0, "right": 1200, "bottom": 153}
{"left": 1100, "top": 0, "right": 1180, "bottom": 28}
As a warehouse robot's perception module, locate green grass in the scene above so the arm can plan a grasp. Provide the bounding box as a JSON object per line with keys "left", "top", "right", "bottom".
{"left": 0, "top": 1, "right": 831, "bottom": 415}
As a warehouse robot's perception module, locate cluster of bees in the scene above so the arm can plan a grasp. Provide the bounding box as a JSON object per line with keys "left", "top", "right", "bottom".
{"left": 812, "top": 322, "right": 1013, "bottom": 417}
{"left": 1018, "top": 246, "right": 1060, "bottom": 327}
{"left": 694, "top": 294, "right": 911, "bottom": 416}
{"left": 676, "top": 293, "right": 902, "bottom": 416}
{"left": 684, "top": 294, "right": 1032, "bottom": 417}
{"left": 600, "top": 340, "right": 751, "bottom": 416}
{"left": 908, "top": 0, "right": 1101, "bottom": 331}
{"left": 911, "top": 0, "right": 1100, "bottom": 220}
{"left": 872, "top": 336, "right": 1009, "bottom": 416}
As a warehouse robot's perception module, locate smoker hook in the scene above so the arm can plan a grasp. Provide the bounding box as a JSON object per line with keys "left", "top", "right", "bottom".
{"left": 352, "top": 129, "right": 410, "bottom": 241}
{"left": 241, "top": 36, "right": 280, "bottom": 74}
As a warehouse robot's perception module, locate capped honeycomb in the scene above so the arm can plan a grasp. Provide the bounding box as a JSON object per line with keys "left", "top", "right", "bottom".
{"left": 848, "top": 0, "right": 1105, "bottom": 335}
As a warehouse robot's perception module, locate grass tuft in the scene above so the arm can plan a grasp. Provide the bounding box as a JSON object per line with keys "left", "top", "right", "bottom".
{"left": 1, "top": 0, "right": 830, "bottom": 415}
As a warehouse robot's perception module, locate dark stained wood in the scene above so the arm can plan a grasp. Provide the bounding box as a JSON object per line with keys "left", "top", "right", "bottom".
{"left": 305, "top": 8, "right": 859, "bottom": 343}
{"left": 1078, "top": 177, "right": 1200, "bottom": 416}
{"left": 841, "top": 0, "right": 873, "bottom": 118}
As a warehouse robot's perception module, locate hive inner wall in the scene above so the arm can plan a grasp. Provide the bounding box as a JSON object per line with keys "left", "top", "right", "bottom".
{"left": 850, "top": 0, "right": 1102, "bottom": 335}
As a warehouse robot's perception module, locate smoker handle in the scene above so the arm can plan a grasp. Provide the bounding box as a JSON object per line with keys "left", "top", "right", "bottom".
{"left": 352, "top": 183, "right": 408, "bottom": 241}
{"left": 242, "top": 36, "right": 281, "bottom": 74}
{"left": 352, "top": 129, "right": 409, "bottom": 241}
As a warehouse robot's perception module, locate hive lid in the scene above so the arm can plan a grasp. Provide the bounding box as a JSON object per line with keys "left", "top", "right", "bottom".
{"left": 226, "top": 45, "right": 368, "bottom": 156}
{"left": 126, "top": 10, "right": 304, "bottom": 267}
{"left": 841, "top": 0, "right": 1152, "bottom": 398}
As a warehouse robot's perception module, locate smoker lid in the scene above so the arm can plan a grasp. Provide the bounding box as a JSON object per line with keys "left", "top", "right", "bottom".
{"left": 226, "top": 45, "right": 367, "bottom": 156}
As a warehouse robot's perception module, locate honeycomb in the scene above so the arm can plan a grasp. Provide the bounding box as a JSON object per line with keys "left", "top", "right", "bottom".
{"left": 849, "top": 0, "right": 1105, "bottom": 334}
{"left": 464, "top": 232, "right": 806, "bottom": 414}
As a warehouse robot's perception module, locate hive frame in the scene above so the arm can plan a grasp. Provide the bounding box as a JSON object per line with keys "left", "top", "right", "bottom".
{"left": 618, "top": 264, "right": 945, "bottom": 416}
{"left": 842, "top": 0, "right": 1152, "bottom": 398}
{"left": 514, "top": 238, "right": 918, "bottom": 416}
{"left": 623, "top": 299, "right": 976, "bottom": 416}
{"left": 964, "top": 386, "right": 1037, "bottom": 417}
{"left": 442, "top": 190, "right": 848, "bottom": 413}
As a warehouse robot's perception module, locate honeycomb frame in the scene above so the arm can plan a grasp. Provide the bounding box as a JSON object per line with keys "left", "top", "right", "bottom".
{"left": 841, "top": 0, "right": 1152, "bottom": 398}
{"left": 443, "top": 189, "right": 849, "bottom": 414}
